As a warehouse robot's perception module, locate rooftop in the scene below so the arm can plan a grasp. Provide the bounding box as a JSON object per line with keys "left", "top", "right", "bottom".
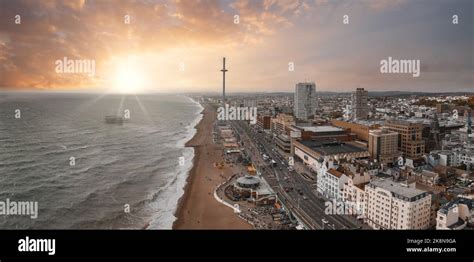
{"left": 298, "top": 140, "right": 367, "bottom": 156}
{"left": 421, "top": 170, "right": 438, "bottom": 178}
{"left": 386, "top": 119, "right": 423, "bottom": 126}
{"left": 355, "top": 182, "right": 370, "bottom": 190}
{"left": 297, "top": 125, "right": 343, "bottom": 133}
{"left": 370, "top": 179, "right": 428, "bottom": 199}
{"left": 236, "top": 175, "right": 261, "bottom": 186}
{"left": 327, "top": 168, "right": 344, "bottom": 178}
{"left": 439, "top": 197, "right": 474, "bottom": 215}
{"left": 369, "top": 128, "right": 398, "bottom": 136}
{"left": 332, "top": 119, "right": 382, "bottom": 126}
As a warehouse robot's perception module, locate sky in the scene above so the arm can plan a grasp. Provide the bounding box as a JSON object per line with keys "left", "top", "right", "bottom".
{"left": 0, "top": 0, "right": 472, "bottom": 93}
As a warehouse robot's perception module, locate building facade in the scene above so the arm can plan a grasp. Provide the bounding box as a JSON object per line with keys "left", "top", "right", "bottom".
{"left": 292, "top": 140, "right": 370, "bottom": 173}
{"left": 365, "top": 179, "right": 431, "bottom": 229}
{"left": 256, "top": 114, "right": 272, "bottom": 131}
{"left": 342, "top": 164, "right": 371, "bottom": 218}
{"left": 271, "top": 113, "right": 295, "bottom": 135}
{"left": 385, "top": 120, "right": 425, "bottom": 159}
{"left": 275, "top": 134, "right": 291, "bottom": 152}
{"left": 317, "top": 167, "right": 349, "bottom": 201}
{"left": 331, "top": 120, "right": 380, "bottom": 142}
{"left": 351, "top": 88, "right": 369, "bottom": 120}
{"left": 294, "top": 82, "right": 317, "bottom": 120}
{"left": 368, "top": 127, "right": 400, "bottom": 165}
{"left": 436, "top": 197, "right": 474, "bottom": 230}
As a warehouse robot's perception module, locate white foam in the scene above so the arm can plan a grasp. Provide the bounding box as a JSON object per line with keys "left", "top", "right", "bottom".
{"left": 146, "top": 96, "right": 204, "bottom": 229}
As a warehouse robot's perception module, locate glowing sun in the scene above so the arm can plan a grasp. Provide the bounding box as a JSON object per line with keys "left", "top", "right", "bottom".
{"left": 108, "top": 57, "right": 149, "bottom": 94}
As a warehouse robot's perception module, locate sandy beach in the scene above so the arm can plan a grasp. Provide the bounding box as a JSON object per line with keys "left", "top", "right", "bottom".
{"left": 173, "top": 103, "right": 253, "bottom": 229}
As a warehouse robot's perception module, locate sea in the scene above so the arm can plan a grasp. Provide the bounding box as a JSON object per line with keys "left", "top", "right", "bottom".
{"left": 0, "top": 92, "right": 203, "bottom": 229}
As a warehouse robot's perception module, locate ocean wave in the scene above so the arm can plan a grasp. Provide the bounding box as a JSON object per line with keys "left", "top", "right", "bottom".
{"left": 0, "top": 159, "right": 37, "bottom": 168}
{"left": 146, "top": 97, "right": 202, "bottom": 229}
{"left": 0, "top": 94, "right": 204, "bottom": 229}
{"left": 143, "top": 153, "right": 194, "bottom": 229}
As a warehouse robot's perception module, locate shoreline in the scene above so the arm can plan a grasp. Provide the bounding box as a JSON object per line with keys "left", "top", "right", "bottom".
{"left": 172, "top": 103, "right": 253, "bottom": 229}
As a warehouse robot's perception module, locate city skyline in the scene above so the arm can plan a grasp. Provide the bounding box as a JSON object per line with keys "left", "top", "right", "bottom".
{"left": 0, "top": 0, "right": 472, "bottom": 93}
{"left": 0, "top": 1, "right": 473, "bottom": 257}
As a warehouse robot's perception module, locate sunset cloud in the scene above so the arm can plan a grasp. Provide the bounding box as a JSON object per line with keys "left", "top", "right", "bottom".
{"left": 0, "top": 0, "right": 472, "bottom": 92}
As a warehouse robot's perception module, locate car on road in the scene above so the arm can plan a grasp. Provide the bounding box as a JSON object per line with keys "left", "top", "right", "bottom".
{"left": 302, "top": 195, "right": 308, "bottom": 200}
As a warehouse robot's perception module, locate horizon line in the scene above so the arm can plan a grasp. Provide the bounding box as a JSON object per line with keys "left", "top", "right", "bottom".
{"left": 0, "top": 90, "right": 473, "bottom": 95}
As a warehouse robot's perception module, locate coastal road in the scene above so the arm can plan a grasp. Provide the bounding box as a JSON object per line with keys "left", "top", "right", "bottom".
{"left": 232, "top": 121, "right": 363, "bottom": 230}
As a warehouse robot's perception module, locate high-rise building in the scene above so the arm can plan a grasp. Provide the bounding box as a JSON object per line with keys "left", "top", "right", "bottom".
{"left": 365, "top": 179, "right": 431, "bottom": 230}
{"left": 351, "top": 88, "right": 369, "bottom": 120}
{"left": 368, "top": 127, "right": 400, "bottom": 165}
{"left": 430, "top": 113, "right": 441, "bottom": 150}
{"left": 294, "top": 82, "right": 317, "bottom": 120}
{"left": 467, "top": 109, "right": 472, "bottom": 144}
{"left": 256, "top": 114, "right": 272, "bottom": 131}
{"left": 385, "top": 120, "right": 425, "bottom": 159}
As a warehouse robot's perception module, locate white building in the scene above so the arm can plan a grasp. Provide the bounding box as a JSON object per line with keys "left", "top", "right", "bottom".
{"left": 365, "top": 179, "right": 431, "bottom": 229}
{"left": 320, "top": 168, "right": 349, "bottom": 201}
{"left": 294, "top": 82, "right": 317, "bottom": 120}
{"left": 457, "top": 150, "right": 474, "bottom": 170}
{"left": 437, "top": 149, "right": 474, "bottom": 170}
{"left": 436, "top": 198, "right": 474, "bottom": 230}
{"left": 342, "top": 164, "right": 371, "bottom": 218}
